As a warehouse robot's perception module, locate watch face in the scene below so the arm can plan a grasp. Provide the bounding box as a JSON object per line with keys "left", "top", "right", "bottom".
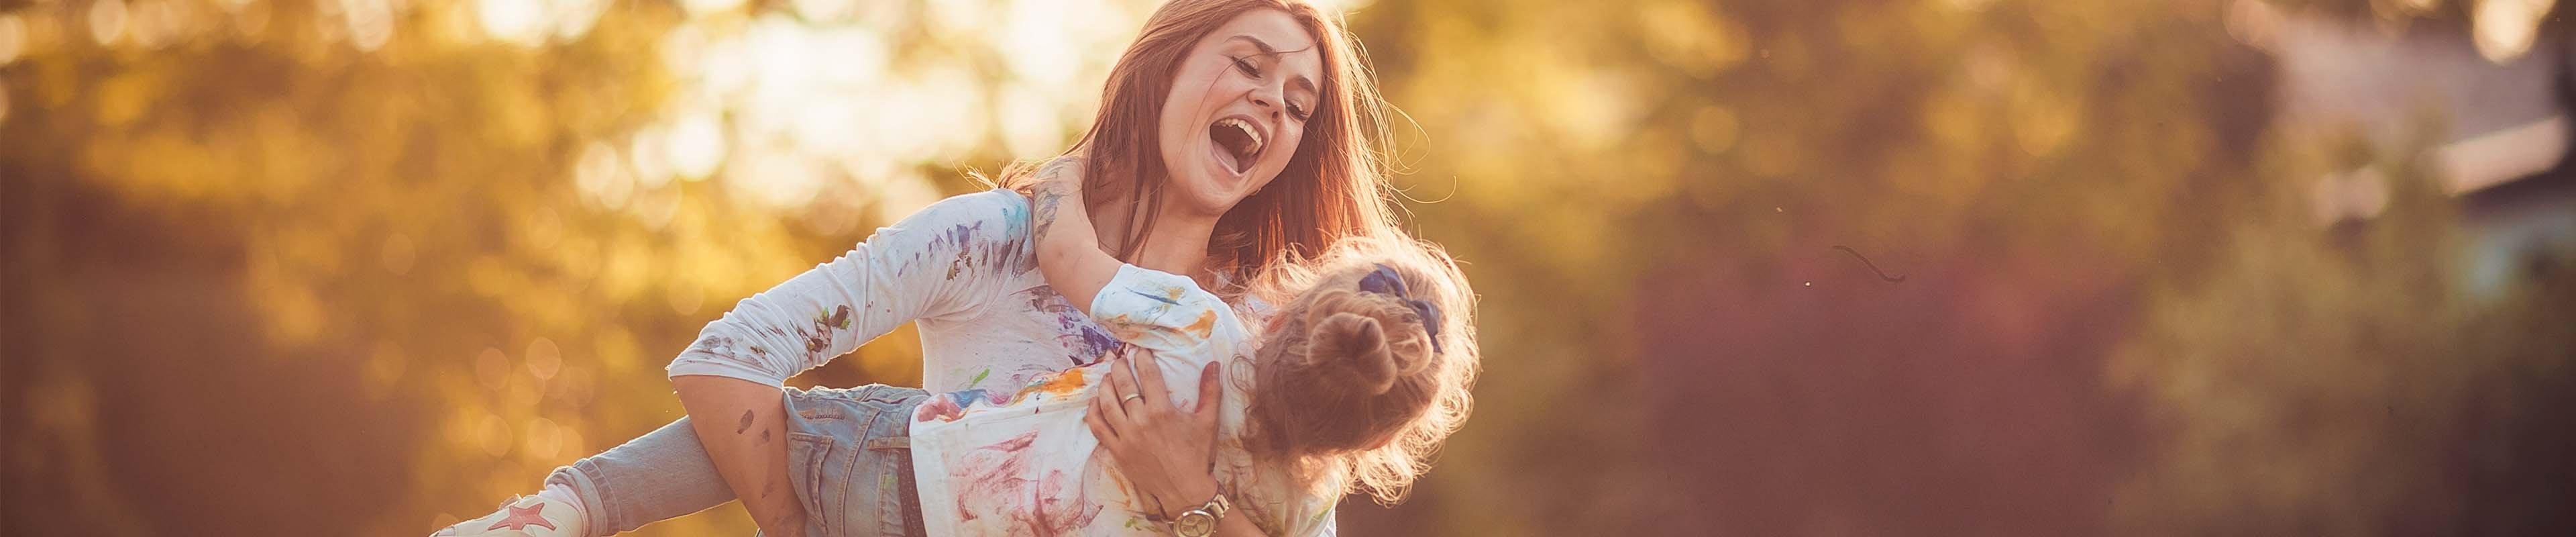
{"left": 1175, "top": 512, "right": 1214, "bottom": 536}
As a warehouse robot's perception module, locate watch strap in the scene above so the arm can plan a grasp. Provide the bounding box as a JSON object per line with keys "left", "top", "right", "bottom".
{"left": 1167, "top": 491, "right": 1232, "bottom": 537}
{"left": 1203, "top": 493, "right": 1232, "bottom": 519}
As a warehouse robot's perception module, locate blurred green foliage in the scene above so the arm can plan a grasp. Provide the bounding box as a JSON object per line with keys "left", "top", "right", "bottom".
{"left": 3, "top": 0, "right": 2571, "bottom": 536}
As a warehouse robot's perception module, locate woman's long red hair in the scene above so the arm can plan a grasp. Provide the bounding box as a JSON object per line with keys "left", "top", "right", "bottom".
{"left": 1000, "top": 0, "right": 1406, "bottom": 297}
{"left": 1001, "top": 0, "right": 1455, "bottom": 505}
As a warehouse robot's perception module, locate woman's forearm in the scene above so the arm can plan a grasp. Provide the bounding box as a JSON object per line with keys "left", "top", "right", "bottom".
{"left": 1150, "top": 479, "right": 1268, "bottom": 537}
{"left": 1165, "top": 480, "right": 1268, "bottom": 537}
{"left": 1169, "top": 475, "right": 1269, "bottom": 537}
{"left": 1212, "top": 513, "right": 1267, "bottom": 537}
{"left": 672, "top": 375, "right": 806, "bottom": 537}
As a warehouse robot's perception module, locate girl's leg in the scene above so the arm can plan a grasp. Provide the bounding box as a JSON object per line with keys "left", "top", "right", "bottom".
{"left": 777, "top": 385, "right": 930, "bottom": 537}
{"left": 541, "top": 416, "right": 739, "bottom": 535}
{"left": 441, "top": 384, "right": 927, "bottom": 537}
{"left": 433, "top": 415, "right": 739, "bottom": 537}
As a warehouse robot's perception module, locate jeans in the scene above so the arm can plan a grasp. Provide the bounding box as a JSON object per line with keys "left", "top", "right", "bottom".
{"left": 543, "top": 385, "right": 930, "bottom": 537}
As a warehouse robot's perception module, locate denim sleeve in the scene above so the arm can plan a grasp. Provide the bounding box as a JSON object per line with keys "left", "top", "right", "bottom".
{"left": 667, "top": 190, "right": 1034, "bottom": 385}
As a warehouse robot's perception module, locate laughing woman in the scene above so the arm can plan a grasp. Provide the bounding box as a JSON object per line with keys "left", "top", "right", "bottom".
{"left": 434, "top": 1, "right": 1440, "bottom": 536}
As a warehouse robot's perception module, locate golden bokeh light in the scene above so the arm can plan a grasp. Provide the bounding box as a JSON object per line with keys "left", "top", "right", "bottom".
{"left": 6, "top": 1, "right": 2573, "bottom": 535}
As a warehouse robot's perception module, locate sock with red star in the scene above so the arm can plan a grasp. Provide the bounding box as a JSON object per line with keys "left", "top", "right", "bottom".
{"left": 536, "top": 484, "right": 591, "bottom": 536}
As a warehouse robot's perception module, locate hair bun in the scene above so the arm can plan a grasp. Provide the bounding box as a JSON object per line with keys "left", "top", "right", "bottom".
{"left": 1309, "top": 311, "right": 1399, "bottom": 395}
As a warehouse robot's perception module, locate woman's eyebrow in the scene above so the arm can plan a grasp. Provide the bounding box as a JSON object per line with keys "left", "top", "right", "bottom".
{"left": 1227, "top": 34, "right": 1320, "bottom": 95}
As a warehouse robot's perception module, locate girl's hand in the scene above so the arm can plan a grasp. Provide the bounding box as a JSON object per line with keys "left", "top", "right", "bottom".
{"left": 1031, "top": 156, "right": 1120, "bottom": 311}
{"left": 1084, "top": 349, "right": 1224, "bottom": 518}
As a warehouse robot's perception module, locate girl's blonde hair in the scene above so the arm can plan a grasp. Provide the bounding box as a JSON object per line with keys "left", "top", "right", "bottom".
{"left": 998, "top": 0, "right": 1406, "bottom": 292}
{"left": 1241, "top": 235, "right": 1477, "bottom": 504}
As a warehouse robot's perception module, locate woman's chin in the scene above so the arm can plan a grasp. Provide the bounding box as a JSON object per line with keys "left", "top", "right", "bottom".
{"left": 1171, "top": 166, "right": 1254, "bottom": 213}
{"left": 1179, "top": 189, "right": 1244, "bottom": 216}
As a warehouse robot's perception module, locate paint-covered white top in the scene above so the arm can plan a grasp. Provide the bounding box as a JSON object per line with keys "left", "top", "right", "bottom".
{"left": 667, "top": 189, "right": 1126, "bottom": 395}
{"left": 662, "top": 188, "right": 1336, "bottom": 535}
{"left": 908, "top": 264, "right": 1336, "bottom": 537}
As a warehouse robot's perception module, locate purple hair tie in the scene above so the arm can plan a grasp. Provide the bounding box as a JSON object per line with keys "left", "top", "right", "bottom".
{"left": 1358, "top": 264, "right": 1444, "bottom": 354}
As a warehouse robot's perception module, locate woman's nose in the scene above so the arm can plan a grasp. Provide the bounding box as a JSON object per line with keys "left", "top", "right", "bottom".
{"left": 1248, "top": 84, "right": 1283, "bottom": 113}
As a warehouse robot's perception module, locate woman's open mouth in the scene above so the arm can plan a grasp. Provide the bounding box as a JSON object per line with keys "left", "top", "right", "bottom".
{"left": 1208, "top": 116, "right": 1266, "bottom": 177}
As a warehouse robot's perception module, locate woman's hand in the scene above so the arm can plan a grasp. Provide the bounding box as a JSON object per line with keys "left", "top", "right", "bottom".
{"left": 1085, "top": 348, "right": 1225, "bottom": 518}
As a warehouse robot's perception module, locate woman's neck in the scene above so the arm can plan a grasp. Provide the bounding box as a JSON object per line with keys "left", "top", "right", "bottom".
{"left": 1089, "top": 187, "right": 1217, "bottom": 285}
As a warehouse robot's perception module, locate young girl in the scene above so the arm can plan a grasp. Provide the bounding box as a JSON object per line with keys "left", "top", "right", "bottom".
{"left": 900, "top": 164, "right": 1477, "bottom": 536}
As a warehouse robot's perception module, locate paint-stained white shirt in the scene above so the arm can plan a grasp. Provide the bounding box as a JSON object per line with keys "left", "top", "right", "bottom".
{"left": 909, "top": 264, "right": 1338, "bottom": 537}
{"left": 662, "top": 189, "right": 1336, "bottom": 535}
{"left": 667, "top": 189, "right": 1126, "bottom": 394}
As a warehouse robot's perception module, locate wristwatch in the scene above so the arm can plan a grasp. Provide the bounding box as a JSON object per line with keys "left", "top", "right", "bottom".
{"left": 1169, "top": 492, "right": 1232, "bottom": 537}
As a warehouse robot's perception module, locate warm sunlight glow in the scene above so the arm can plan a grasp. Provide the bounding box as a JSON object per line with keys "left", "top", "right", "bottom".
{"left": 17, "top": 2, "right": 2573, "bottom": 536}
{"left": 343, "top": 0, "right": 393, "bottom": 51}
{"left": 89, "top": 0, "right": 128, "bottom": 46}
{"left": 665, "top": 111, "right": 728, "bottom": 181}
{"left": 2472, "top": 0, "right": 2556, "bottom": 62}
{"left": 0, "top": 15, "right": 26, "bottom": 65}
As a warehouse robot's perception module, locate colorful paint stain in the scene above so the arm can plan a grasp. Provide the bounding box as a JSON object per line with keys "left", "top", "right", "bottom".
{"left": 1021, "top": 285, "right": 1126, "bottom": 367}
{"left": 1124, "top": 288, "right": 1181, "bottom": 306}
{"left": 951, "top": 431, "right": 1102, "bottom": 535}
{"left": 949, "top": 389, "right": 994, "bottom": 407}
{"left": 914, "top": 394, "right": 965, "bottom": 423}
{"left": 1012, "top": 369, "right": 1089, "bottom": 403}
{"left": 1182, "top": 309, "right": 1217, "bottom": 340}
{"left": 896, "top": 199, "right": 1037, "bottom": 282}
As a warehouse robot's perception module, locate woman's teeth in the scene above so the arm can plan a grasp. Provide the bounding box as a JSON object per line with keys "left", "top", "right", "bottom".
{"left": 1215, "top": 117, "right": 1265, "bottom": 161}
{"left": 1220, "top": 118, "right": 1265, "bottom": 154}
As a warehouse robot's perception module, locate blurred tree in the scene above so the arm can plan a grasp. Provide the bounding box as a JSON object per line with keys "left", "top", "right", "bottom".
{"left": 0, "top": 0, "right": 1106, "bottom": 534}
{"left": 1341, "top": 0, "right": 2570, "bottom": 534}
{"left": 1340, "top": 0, "right": 2276, "bottom": 534}
{"left": 6, "top": 0, "right": 2572, "bottom": 535}
{"left": 2107, "top": 119, "right": 2576, "bottom": 535}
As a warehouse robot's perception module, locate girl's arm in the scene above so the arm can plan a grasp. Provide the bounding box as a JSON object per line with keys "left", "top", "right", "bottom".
{"left": 667, "top": 191, "right": 1018, "bottom": 536}
{"left": 1031, "top": 157, "right": 1120, "bottom": 313}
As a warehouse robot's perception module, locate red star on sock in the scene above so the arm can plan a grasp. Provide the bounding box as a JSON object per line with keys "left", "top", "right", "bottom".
{"left": 485, "top": 502, "right": 558, "bottom": 532}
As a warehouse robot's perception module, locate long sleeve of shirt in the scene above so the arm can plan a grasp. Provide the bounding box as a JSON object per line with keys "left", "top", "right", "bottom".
{"left": 666, "top": 191, "right": 1031, "bottom": 385}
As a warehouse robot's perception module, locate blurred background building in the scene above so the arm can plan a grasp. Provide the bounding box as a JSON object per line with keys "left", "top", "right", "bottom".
{"left": 2260, "top": 0, "right": 2576, "bottom": 296}
{"left": 4, "top": 1, "right": 2571, "bottom": 536}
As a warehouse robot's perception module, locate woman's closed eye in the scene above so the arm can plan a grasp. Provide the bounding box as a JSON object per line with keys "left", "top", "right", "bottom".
{"left": 1233, "top": 56, "right": 1312, "bottom": 121}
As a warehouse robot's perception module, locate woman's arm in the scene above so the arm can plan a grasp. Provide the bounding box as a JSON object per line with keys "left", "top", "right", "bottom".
{"left": 1093, "top": 354, "right": 1275, "bottom": 536}
{"left": 1135, "top": 463, "right": 1267, "bottom": 537}
{"left": 666, "top": 191, "right": 1019, "bottom": 385}
{"left": 673, "top": 375, "right": 805, "bottom": 536}
{"left": 1208, "top": 507, "right": 1270, "bottom": 537}
{"left": 1087, "top": 350, "right": 1274, "bottom": 536}
{"left": 1036, "top": 158, "right": 1269, "bottom": 534}
{"left": 665, "top": 192, "right": 1018, "bottom": 536}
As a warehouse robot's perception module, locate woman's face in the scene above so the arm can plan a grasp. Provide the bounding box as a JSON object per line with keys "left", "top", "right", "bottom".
{"left": 1156, "top": 8, "right": 1324, "bottom": 217}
